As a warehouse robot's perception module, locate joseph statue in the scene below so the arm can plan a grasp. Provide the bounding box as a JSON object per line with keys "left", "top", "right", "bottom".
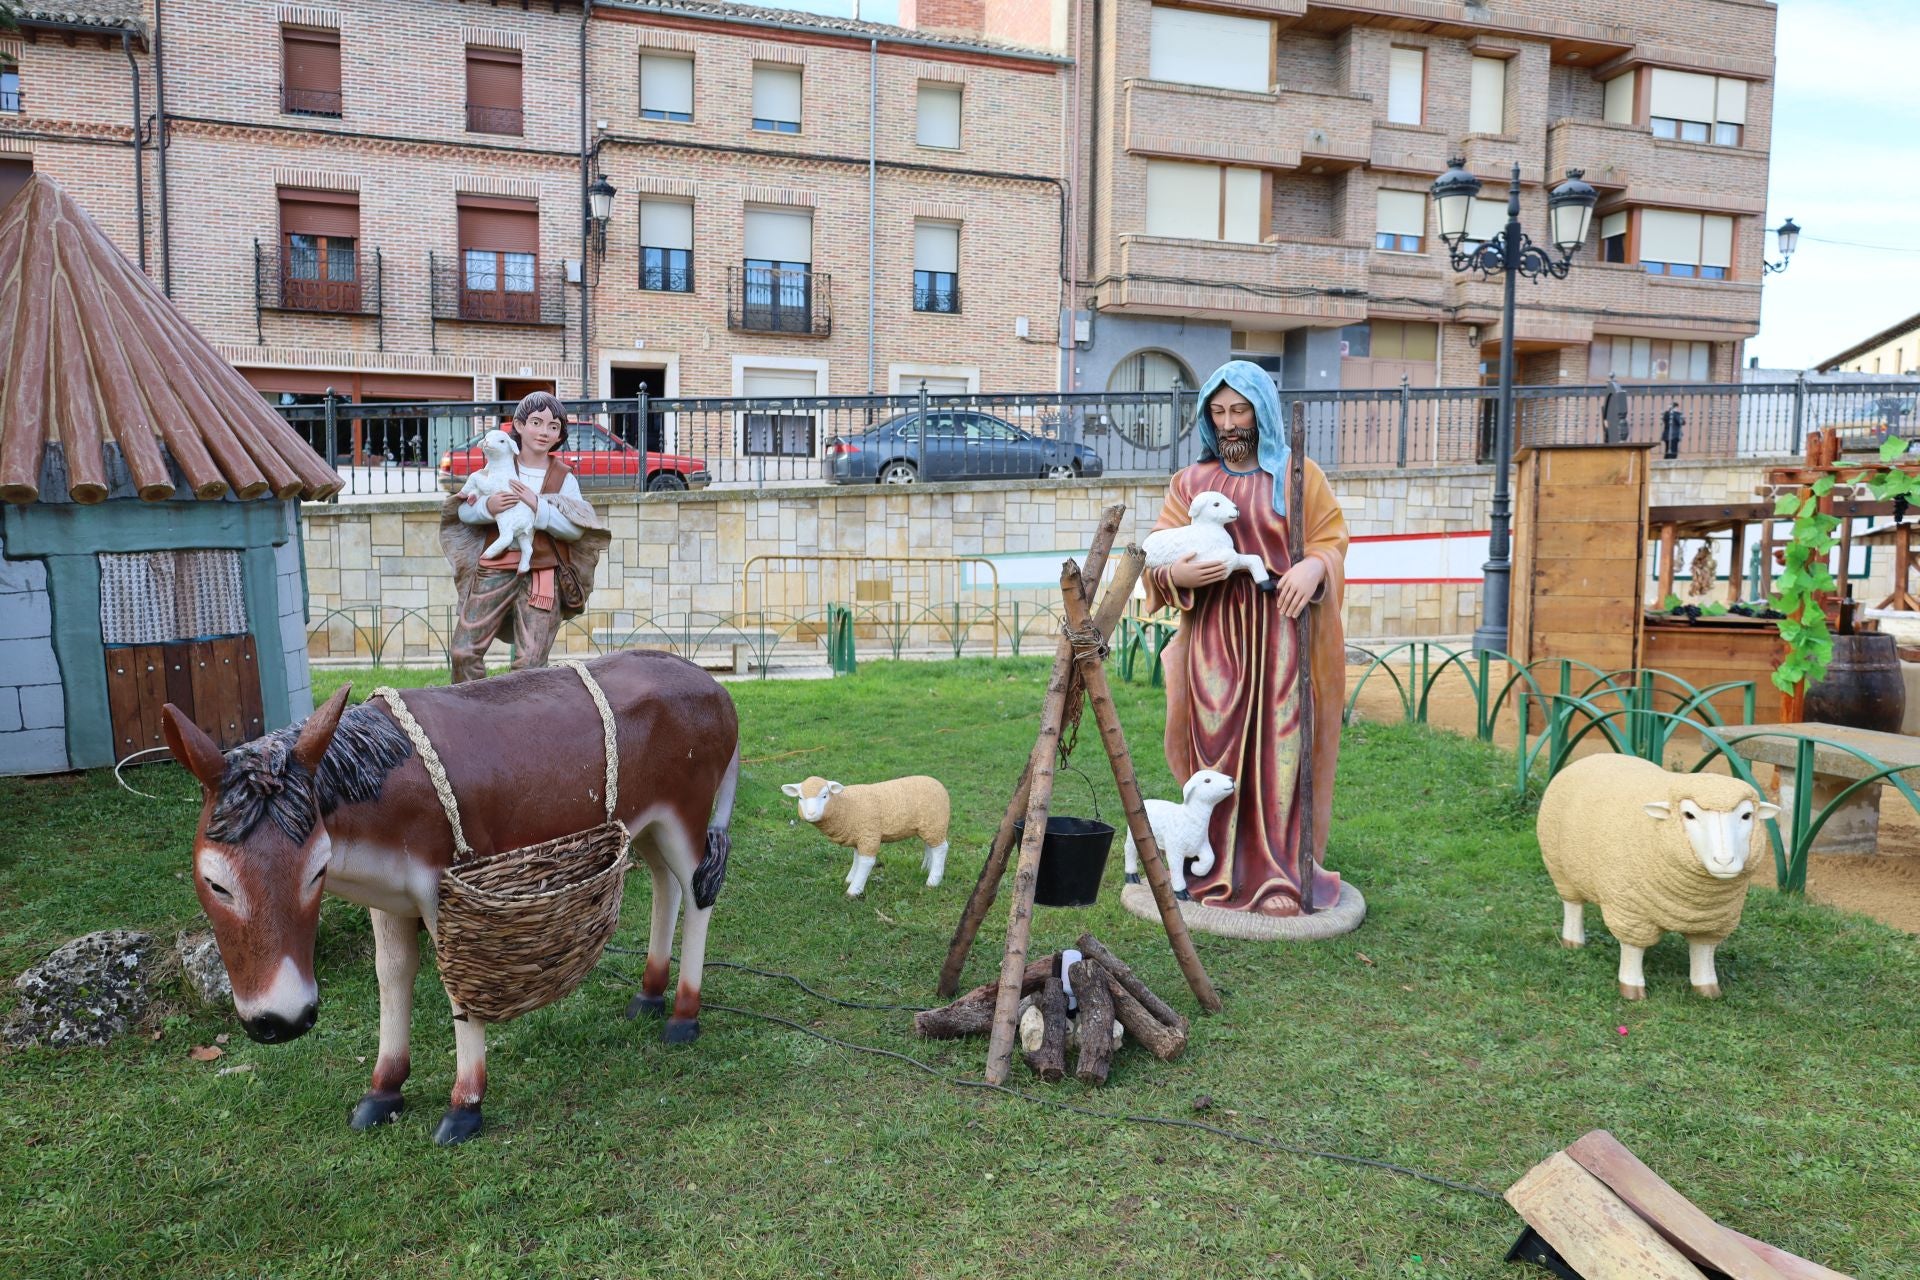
{"left": 1144, "top": 360, "right": 1350, "bottom": 917}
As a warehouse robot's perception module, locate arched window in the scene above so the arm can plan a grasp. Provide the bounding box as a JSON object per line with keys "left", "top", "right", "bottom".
{"left": 1106, "top": 350, "right": 1195, "bottom": 449}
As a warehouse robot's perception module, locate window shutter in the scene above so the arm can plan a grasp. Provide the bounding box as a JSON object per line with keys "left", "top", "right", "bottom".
{"left": 278, "top": 187, "right": 359, "bottom": 237}
{"left": 1648, "top": 69, "right": 1716, "bottom": 122}
{"left": 1469, "top": 57, "right": 1506, "bottom": 133}
{"left": 457, "top": 195, "right": 538, "bottom": 253}
{"left": 283, "top": 26, "right": 341, "bottom": 93}
{"left": 1222, "top": 167, "right": 1262, "bottom": 243}
{"left": 913, "top": 221, "right": 960, "bottom": 273}
{"left": 1465, "top": 198, "right": 1505, "bottom": 243}
{"left": 1639, "top": 208, "right": 1702, "bottom": 264}
{"left": 916, "top": 83, "right": 962, "bottom": 148}
{"left": 1700, "top": 214, "right": 1734, "bottom": 269}
{"left": 639, "top": 54, "right": 693, "bottom": 115}
{"left": 752, "top": 64, "right": 802, "bottom": 123}
{"left": 639, "top": 199, "right": 693, "bottom": 251}
{"left": 1715, "top": 77, "right": 1747, "bottom": 126}
{"left": 742, "top": 368, "right": 819, "bottom": 398}
{"left": 466, "top": 47, "right": 521, "bottom": 111}
{"left": 1387, "top": 48, "right": 1424, "bottom": 125}
{"left": 1600, "top": 211, "right": 1628, "bottom": 240}
{"left": 1602, "top": 72, "right": 1636, "bottom": 124}
{"left": 0, "top": 156, "right": 32, "bottom": 211}
{"left": 744, "top": 208, "right": 812, "bottom": 262}
{"left": 1147, "top": 5, "right": 1270, "bottom": 93}
{"left": 1375, "top": 189, "right": 1427, "bottom": 238}
{"left": 1145, "top": 160, "right": 1221, "bottom": 240}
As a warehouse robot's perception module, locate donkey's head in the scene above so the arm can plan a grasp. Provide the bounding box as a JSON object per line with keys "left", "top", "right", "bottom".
{"left": 164, "top": 688, "right": 361, "bottom": 1045}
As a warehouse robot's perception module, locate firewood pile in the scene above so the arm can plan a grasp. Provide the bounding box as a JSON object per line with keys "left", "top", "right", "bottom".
{"left": 914, "top": 934, "right": 1188, "bottom": 1086}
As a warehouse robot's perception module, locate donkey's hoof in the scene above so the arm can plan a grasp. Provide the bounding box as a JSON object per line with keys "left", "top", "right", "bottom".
{"left": 433, "top": 1105, "right": 484, "bottom": 1146}
{"left": 625, "top": 992, "right": 667, "bottom": 1021}
{"left": 663, "top": 1016, "right": 701, "bottom": 1045}
{"left": 1125, "top": 873, "right": 1142, "bottom": 885}
{"left": 349, "top": 1092, "right": 405, "bottom": 1131}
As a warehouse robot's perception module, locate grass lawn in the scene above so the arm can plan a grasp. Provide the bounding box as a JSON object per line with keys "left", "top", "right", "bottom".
{"left": 2, "top": 657, "right": 1916, "bottom": 1279}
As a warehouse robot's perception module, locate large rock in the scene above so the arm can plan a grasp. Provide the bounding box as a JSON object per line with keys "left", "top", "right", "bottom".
{"left": 176, "top": 930, "right": 232, "bottom": 1007}
{"left": 5, "top": 930, "right": 161, "bottom": 1048}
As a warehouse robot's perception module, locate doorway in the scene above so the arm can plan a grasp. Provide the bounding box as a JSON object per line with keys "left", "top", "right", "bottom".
{"left": 609, "top": 364, "right": 668, "bottom": 450}
{"left": 496, "top": 377, "right": 556, "bottom": 412}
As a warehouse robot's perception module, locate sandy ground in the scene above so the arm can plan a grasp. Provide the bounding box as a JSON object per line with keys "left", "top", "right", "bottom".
{"left": 1344, "top": 663, "right": 1920, "bottom": 934}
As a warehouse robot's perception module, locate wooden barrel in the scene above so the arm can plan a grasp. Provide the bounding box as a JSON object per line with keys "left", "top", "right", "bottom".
{"left": 1804, "top": 633, "right": 1907, "bottom": 734}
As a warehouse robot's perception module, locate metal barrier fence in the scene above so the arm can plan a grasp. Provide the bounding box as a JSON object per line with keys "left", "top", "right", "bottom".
{"left": 277, "top": 376, "right": 1920, "bottom": 498}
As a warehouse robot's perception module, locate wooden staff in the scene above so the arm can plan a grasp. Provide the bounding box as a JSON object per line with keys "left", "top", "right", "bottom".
{"left": 1289, "top": 401, "right": 1318, "bottom": 915}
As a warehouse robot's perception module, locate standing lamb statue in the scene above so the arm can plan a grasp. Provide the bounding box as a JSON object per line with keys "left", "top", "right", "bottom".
{"left": 1538, "top": 755, "right": 1779, "bottom": 1000}
{"left": 467, "top": 428, "right": 538, "bottom": 574}
{"left": 782, "top": 775, "right": 951, "bottom": 897}
{"left": 1141, "top": 491, "right": 1277, "bottom": 594}
{"left": 1122, "top": 769, "right": 1235, "bottom": 900}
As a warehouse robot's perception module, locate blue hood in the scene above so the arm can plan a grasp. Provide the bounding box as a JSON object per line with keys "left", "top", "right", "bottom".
{"left": 1194, "top": 359, "right": 1290, "bottom": 517}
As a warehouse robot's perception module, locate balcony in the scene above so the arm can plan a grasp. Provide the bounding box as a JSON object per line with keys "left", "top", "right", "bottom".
{"left": 1458, "top": 133, "right": 1543, "bottom": 187}
{"left": 1448, "top": 260, "right": 1763, "bottom": 339}
{"left": 1370, "top": 123, "right": 1453, "bottom": 177}
{"left": 1547, "top": 119, "right": 1769, "bottom": 213}
{"left": 466, "top": 103, "right": 524, "bottom": 136}
{"left": 282, "top": 87, "right": 341, "bottom": 118}
{"left": 1107, "top": 234, "right": 1369, "bottom": 325}
{"left": 253, "top": 239, "right": 383, "bottom": 347}
{"left": 728, "top": 265, "right": 832, "bottom": 337}
{"left": 1123, "top": 78, "right": 1371, "bottom": 170}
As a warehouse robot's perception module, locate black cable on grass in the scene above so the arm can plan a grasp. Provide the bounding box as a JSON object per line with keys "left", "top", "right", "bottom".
{"left": 596, "top": 959, "right": 1501, "bottom": 1204}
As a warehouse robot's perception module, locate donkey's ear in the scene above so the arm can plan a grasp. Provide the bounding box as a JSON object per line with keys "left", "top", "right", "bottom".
{"left": 162, "top": 704, "right": 226, "bottom": 789}
{"left": 293, "top": 686, "right": 352, "bottom": 773}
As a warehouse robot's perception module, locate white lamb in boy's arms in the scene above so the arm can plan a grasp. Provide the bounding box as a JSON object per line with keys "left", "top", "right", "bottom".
{"left": 1142, "top": 491, "right": 1277, "bottom": 593}
{"left": 462, "top": 429, "right": 537, "bottom": 574}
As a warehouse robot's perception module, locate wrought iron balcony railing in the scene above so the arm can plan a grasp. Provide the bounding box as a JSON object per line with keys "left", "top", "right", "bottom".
{"left": 465, "top": 103, "right": 524, "bottom": 136}
{"left": 253, "top": 239, "right": 384, "bottom": 347}
{"left": 727, "top": 265, "right": 831, "bottom": 337}
{"left": 282, "top": 87, "right": 342, "bottom": 118}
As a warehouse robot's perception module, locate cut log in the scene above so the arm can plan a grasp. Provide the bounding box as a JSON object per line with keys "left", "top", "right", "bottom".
{"left": 1069, "top": 960, "right": 1115, "bottom": 1086}
{"left": 915, "top": 957, "right": 1054, "bottom": 1039}
{"left": 1102, "top": 962, "right": 1187, "bottom": 1061}
{"left": 1077, "top": 933, "right": 1189, "bottom": 1034}
{"left": 1505, "top": 1152, "right": 1709, "bottom": 1280}
{"left": 1565, "top": 1131, "right": 1789, "bottom": 1280}
{"left": 1022, "top": 973, "right": 1068, "bottom": 1083}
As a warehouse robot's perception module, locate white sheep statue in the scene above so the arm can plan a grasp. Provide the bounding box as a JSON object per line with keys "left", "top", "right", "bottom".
{"left": 1141, "top": 492, "right": 1277, "bottom": 594}
{"left": 1122, "top": 769, "right": 1235, "bottom": 900}
{"left": 1538, "top": 755, "right": 1779, "bottom": 1000}
{"left": 469, "top": 428, "right": 537, "bottom": 574}
{"left": 782, "top": 775, "right": 951, "bottom": 897}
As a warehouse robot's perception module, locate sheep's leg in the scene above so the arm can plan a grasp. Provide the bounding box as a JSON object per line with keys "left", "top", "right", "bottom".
{"left": 482, "top": 525, "right": 513, "bottom": 560}
{"left": 847, "top": 842, "right": 879, "bottom": 897}
{"left": 1168, "top": 847, "right": 1189, "bottom": 900}
{"left": 1191, "top": 838, "right": 1216, "bottom": 878}
{"left": 1560, "top": 900, "right": 1586, "bottom": 949}
{"left": 923, "top": 841, "right": 949, "bottom": 888}
{"left": 1617, "top": 944, "right": 1647, "bottom": 1001}
{"left": 1123, "top": 831, "right": 1141, "bottom": 885}
{"left": 516, "top": 533, "right": 533, "bottom": 575}
{"left": 1688, "top": 940, "right": 1721, "bottom": 998}
{"left": 1236, "top": 554, "right": 1279, "bottom": 592}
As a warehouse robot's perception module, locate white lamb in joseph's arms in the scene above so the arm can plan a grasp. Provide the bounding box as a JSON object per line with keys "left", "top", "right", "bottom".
{"left": 1142, "top": 491, "right": 1277, "bottom": 593}
{"left": 465, "top": 428, "right": 537, "bottom": 574}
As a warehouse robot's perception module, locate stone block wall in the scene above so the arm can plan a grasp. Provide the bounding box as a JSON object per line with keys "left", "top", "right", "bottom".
{"left": 0, "top": 532, "right": 68, "bottom": 773}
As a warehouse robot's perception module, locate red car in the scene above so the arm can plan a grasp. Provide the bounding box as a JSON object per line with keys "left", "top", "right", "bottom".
{"left": 439, "top": 421, "right": 711, "bottom": 493}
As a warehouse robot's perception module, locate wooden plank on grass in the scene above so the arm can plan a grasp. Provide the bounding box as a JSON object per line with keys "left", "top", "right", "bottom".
{"left": 1505, "top": 1152, "right": 1709, "bottom": 1280}
{"left": 1727, "top": 1232, "right": 1855, "bottom": 1280}
{"left": 1567, "top": 1131, "right": 1788, "bottom": 1280}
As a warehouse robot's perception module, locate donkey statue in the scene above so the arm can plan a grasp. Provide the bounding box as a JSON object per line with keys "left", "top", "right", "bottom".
{"left": 162, "top": 650, "right": 741, "bottom": 1145}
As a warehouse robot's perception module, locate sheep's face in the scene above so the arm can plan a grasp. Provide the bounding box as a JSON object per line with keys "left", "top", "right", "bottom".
{"left": 780, "top": 777, "right": 843, "bottom": 823}
{"left": 480, "top": 428, "right": 520, "bottom": 465}
{"left": 1643, "top": 794, "right": 1781, "bottom": 879}
{"left": 1183, "top": 770, "right": 1236, "bottom": 809}
{"left": 1189, "top": 492, "right": 1240, "bottom": 526}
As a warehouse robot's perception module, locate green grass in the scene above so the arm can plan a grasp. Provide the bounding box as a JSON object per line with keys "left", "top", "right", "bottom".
{"left": 3, "top": 658, "right": 1917, "bottom": 1279}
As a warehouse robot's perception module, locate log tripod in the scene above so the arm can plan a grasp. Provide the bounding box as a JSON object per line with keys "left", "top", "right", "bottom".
{"left": 937, "top": 502, "right": 1221, "bottom": 1085}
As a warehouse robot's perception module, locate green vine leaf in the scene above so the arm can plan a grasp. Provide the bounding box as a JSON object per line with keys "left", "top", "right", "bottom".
{"left": 1811, "top": 474, "right": 1836, "bottom": 496}
{"left": 1881, "top": 435, "right": 1912, "bottom": 463}
{"left": 1774, "top": 493, "right": 1802, "bottom": 516}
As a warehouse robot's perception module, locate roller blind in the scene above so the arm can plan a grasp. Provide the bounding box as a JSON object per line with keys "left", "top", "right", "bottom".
{"left": 916, "top": 82, "right": 961, "bottom": 147}
{"left": 1715, "top": 77, "right": 1747, "bottom": 126}
{"left": 1649, "top": 69, "right": 1716, "bottom": 122}
{"left": 914, "top": 221, "right": 959, "bottom": 273}
{"left": 745, "top": 208, "right": 812, "bottom": 262}
{"left": 465, "top": 47, "right": 521, "bottom": 110}
{"left": 1700, "top": 214, "right": 1734, "bottom": 268}
{"left": 1387, "top": 48, "right": 1424, "bottom": 125}
{"left": 1144, "top": 160, "right": 1220, "bottom": 240}
{"left": 1147, "top": 5, "right": 1270, "bottom": 93}
{"left": 457, "top": 196, "right": 538, "bottom": 253}
{"left": 639, "top": 54, "right": 693, "bottom": 115}
{"left": 283, "top": 27, "right": 340, "bottom": 94}
{"left": 279, "top": 188, "right": 359, "bottom": 237}
{"left": 743, "top": 368, "right": 818, "bottom": 398}
{"left": 1602, "top": 72, "right": 1635, "bottom": 124}
{"left": 1469, "top": 57, "right": 1506, "bottom": 134}
{"left": 1465, "top": 198, "right": 1506, "bottom": 243}
{"left": 1222, "top": 167, "right": 1261, "bottom": 243}
{"left": 639, "top": 199, "right": 692, "bottom": 251}
{"left": 752, "top": 64, "right": 802, "bottom": 124}
{"left": 1640, "top": 209, "right": 1702, "bottom": 263}
{"left": 1601, "top": 211, "right": 1628, "bottom": 240}
{"left": 1376, "top": 189, "right": 1427, "bottom": 238}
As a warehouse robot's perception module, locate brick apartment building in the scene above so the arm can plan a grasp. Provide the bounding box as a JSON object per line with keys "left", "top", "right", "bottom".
{"left": 0, "top": 0, "right": 1066, "bottom": 465}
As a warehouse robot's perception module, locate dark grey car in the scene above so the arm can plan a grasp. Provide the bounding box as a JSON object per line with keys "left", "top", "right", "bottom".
{"left": 825, "top": 410, "right": 1105, "bottom": 484}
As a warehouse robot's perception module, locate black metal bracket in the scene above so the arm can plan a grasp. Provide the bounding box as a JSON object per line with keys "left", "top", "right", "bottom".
{"left": 1505, "top": 1227, "right": 1584, "bottom": 1279}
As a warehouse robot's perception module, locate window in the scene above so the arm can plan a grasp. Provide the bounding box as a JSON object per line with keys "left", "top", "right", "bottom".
{"left": 1374, "top": 189, "right": 1426, "bottom": 254}
{"left": 916, "top": 82, "right": 962, "bottom": 149}
{"left": 1364, "top": 320, "right": 1439, "bottom": 361}
{"left": 277, "top": 187, "right": 360, "bottom": 311}
{"left": 456, "top": 195, "right": 539, "bottom": 322}
{"left": 639, "top": 199, "right": 693, "bottom": 292}
{"left": 1106, "top": 349, "right": 1194, "bottom": 449}
{"left": 0, "top": 155, "right": 29, "bottom": 211}
{"left": 1600, "top": 211, "right": 1628, "bottom": 263}
{"left": 282, "top": 25, "right": 341, "bottom": 117}
{"left": 0, "top": 63, "right": 19, "bottom": 114}
{"left": 913, "top": 221, "right": 959, "bottom": 313}
{"left": 1638, "top": 209, "right": 1733, "bottom": 280}
{"left": 1387, "top": 47, "right": 1425, "bottom": 125}
{"left": 1589, "top": 336, "right": 1711, "bottom": 383}
{"left": 1146, "top": 4, "right": 1271, "bottom": 94}
{"left": 742, "top": 208, "right": 813, "bottom": 332}
{"left": 741, "top": 368, "right": 818, "bottom": 457}
{"left": 639, "top": 53, "right": 693, "bottom": 122}
{"left": 1647, "top": 70, "right": 1747, "bottom": 147}
{"left": 1144, "top": 160, "right": 1261, "bottom": 243}
{"left": 752, "top": 63, "right": 802, "bottom": 133}
{"left": 1602, "top": 71, "right": 1635, "bottom": 125}
{"left": 1468, "top": 56, "right": 1507, "bottom": 134}
{"left": 465, "top": 46, "right": 523, "bottom": 136}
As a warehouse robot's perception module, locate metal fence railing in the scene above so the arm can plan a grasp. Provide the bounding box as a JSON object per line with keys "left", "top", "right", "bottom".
{"left": 277, "top": 376, "right": 1920, "bottom": 498}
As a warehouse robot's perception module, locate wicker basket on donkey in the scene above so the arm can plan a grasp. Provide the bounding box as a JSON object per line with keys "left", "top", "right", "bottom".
{"left": 375, "top": 661, "right": 631, "bottom": 1023}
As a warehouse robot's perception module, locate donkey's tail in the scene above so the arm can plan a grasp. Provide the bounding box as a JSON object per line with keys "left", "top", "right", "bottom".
{"left": 692, "top": 743, "right": 741, "bottom": 910}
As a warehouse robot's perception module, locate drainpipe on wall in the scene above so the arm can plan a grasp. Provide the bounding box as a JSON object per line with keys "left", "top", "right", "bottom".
{"left": 121, "top": 30, "right": 146, "bottom": 275}
{"left": 867, "top": 38, "right": 877, "bottom": 395}
{"left": 580, "top": 2, "right": 592, "bottom": 399}
{"left": 153, "top": 0, "right": 172, "bottom": 295}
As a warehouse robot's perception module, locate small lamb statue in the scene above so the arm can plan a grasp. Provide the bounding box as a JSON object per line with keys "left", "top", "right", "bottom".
{"left": 1538, "top": 755, "right": 1779, "bottom": 1000}
{"left": 1142, "top": 491, "right": 1277, "bottom": 594}
{"left": 782, "top": 775, "right": 951, "bottom": 897}
{"left": 1122, "top": 769, "right": 1235, "bottom": 900}
{"left": 469, "top": 428, "right": 537, "bottom": 574}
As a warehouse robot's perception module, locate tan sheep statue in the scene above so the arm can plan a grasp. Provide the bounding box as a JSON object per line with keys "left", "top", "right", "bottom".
{"left": 1538, "top": 755, "right": 1780, "bottom": 1000}
{"left": 781, "top": 775, "right": 951, "bottom": 897}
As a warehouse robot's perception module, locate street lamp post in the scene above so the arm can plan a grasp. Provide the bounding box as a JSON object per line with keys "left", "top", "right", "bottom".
{"left": 1763, "top": 217, "right": 1801, "bottom": 274}
{"left": 1430, "top": 159, "right": 1597, "bottom": 656}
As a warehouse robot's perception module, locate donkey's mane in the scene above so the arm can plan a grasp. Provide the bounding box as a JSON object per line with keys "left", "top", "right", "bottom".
{"left": 206, "top": 703, "right": 413, "bottom": 846}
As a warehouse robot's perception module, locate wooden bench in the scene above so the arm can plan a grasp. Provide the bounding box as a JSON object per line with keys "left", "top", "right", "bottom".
{"left": 1727, "top": 721, "right": 1920, "bottom": 854}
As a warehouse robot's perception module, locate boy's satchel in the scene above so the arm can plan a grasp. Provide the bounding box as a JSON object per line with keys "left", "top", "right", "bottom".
{"left": 553, "top": 549, "right": 587, "bottom": 612}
